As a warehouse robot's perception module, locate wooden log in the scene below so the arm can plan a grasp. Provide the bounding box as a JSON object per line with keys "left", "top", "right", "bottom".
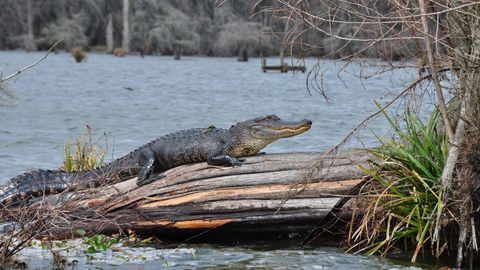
{"left": 38, "top": 151, "right": 370, "bottom": 240}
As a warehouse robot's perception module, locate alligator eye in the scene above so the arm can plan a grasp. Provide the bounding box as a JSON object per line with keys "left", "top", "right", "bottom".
{"left": 265, "top": 115, "right": 280, "bottom": 120}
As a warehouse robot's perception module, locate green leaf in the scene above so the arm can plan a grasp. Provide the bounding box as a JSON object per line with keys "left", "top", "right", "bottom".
{"left": 86, "top": 246, "right": 97, "bottom": 253}
{"left": 76, "top": 229, "right": 86, "bottom": 237}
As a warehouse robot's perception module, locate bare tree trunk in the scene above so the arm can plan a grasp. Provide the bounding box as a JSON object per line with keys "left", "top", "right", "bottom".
{"left": 433, "top": 4, "right": 480, "bottom": 267}
{"left": 24, "top": 0, "right": 36, "bottom": 52}
{"left": 106, "top": 13, "right": 114, "bottom": 53}
{"left": 263, "top": 10, "right": 268, "bottom": 27}
{"left": 456, "top": 10, "right": 480, "bottom": 267}
{"left": 121, "top": 0, "right": 130, "bottom": 54}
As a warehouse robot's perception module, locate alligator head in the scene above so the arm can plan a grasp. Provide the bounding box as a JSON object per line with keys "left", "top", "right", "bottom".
{"left": 228, "top": 115, "right": 312, "bottom": 156}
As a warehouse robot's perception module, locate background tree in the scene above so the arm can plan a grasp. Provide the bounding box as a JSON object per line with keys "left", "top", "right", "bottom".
{"left": 0, "top": 0, "right": 279, "bottom": 56}
{"left": 106, "top": 13, "right": 113, "bottom": 53}
{"left": 24, "top": 0, "right": 36, "bottom": 51}
{"left": 121, "top": 0, "right": 130, "bottom": 54}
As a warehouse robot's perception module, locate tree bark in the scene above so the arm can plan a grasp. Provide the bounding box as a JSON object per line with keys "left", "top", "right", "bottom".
{"left": 455, "top": 7, "right": 480, "bottom": 267}
{"left": 34, "top": 152, "right": 370, "bottom": 240}
{"left": 433, "top": 4, "right": 480, "bottom": 267}
{"left": 121, "top": 0, "right": 130, "bottom": 54}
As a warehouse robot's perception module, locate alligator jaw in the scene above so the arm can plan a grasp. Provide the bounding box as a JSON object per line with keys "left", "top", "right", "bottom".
{"left": 265, "top": 119, "right": 312, "bottom": 138}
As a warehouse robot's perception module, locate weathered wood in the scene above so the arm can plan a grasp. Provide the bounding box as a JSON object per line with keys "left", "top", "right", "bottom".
{"left": 36, "top": 151, "right": 370, "bottom": 239}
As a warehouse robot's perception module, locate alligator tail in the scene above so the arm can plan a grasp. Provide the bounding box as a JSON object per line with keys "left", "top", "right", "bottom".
{"left": 0, "top": 169, "right": 104, "bottom": 207}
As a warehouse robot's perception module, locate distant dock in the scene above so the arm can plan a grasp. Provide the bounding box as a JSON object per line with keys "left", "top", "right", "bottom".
{"left": 261, "top": 58, "right": 306, "bottom": 73}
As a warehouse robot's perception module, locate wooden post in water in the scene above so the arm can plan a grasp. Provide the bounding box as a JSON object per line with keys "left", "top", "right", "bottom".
{"left": 280, "top": 49, "right": 287, "bottom": 72}
{"left": 173, "top": 46, "right": 181, "bottom": 60}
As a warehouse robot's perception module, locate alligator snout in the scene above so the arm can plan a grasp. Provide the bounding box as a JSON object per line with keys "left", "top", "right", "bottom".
{"left": 302, "top": 119, "right": 312, "bottom": 127}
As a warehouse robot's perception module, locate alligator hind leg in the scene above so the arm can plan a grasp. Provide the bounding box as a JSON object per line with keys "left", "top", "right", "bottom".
{"left": 137, "top": 148, "right": 158, "bottom": 186}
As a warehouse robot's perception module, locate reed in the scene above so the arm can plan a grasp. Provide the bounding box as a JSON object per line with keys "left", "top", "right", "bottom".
{"left": 349, "top": 103, "right": 448, "bottom": 262}
{"left": 61, "top": 126, "right": 107, "bottom": 172}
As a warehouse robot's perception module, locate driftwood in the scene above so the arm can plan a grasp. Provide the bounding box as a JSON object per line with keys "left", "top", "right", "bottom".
{"left": 33, "top": 151, "right": 370, "bottom": 240}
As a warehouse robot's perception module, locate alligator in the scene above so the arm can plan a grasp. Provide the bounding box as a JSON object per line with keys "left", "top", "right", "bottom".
{"left": 0, "top": 115, "right": 312, "bottom": 206}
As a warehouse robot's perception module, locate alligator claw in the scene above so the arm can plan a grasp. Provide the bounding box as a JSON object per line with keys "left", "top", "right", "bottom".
{"left": 137, "top": 174, "right": 165, "bottom": 187}
{"left": 230, "top": 159, "right": 244, "bottom": 167}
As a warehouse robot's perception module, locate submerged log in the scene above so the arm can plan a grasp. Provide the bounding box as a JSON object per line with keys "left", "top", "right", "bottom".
{"left": 37, "top": 152, "right": 370, "bottom": 239}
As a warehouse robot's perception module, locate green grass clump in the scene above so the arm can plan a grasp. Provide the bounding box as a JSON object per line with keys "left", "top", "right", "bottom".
{"left": 349, "top": 103, "right": 448, "bottom": 262}
{"left": 61, "top": 126, "right": 107, "bottom": 172}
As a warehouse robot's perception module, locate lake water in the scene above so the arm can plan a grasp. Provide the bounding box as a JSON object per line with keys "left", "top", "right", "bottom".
{"left": 0, "top": 51, "right": 426, "bottom": 269}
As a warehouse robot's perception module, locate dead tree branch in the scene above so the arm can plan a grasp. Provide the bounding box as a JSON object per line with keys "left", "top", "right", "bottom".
{"left": 0, "top": 40, "right": 62, "bottom": 83}
{"left": 418, "top": 0, "right": 453, "bottom": 139}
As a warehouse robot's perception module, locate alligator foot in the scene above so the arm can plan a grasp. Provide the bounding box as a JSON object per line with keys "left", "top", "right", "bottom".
{"left": 208, "top": 155, "right": 245, "bottom": 167}
{"left": 137, "top": 174, "right": 165, "bottom": 187}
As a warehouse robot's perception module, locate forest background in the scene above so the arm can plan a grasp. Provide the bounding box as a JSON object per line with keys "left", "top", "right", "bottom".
{"left": 0, "top": 0, "right": 416, "bottom": 60}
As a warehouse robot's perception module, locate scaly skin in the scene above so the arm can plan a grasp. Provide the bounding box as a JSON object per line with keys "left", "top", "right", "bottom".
{"left": 0, "top": 115, "right": 312, "bottom": 206}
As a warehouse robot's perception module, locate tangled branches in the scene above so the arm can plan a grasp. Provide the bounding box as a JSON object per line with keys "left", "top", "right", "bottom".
{"left": 257, "top": 0, "right": 480, "bottom": 266}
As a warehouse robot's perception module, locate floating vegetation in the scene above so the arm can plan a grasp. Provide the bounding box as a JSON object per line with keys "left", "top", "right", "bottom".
{"left": 23, "top": 238, "right": 178, "bottom": 267}
{"left": 76, "top": 229, "right": 119, "bottom": 254}
{"left": 349, "top": 104, "right": 448, "bottom": 262}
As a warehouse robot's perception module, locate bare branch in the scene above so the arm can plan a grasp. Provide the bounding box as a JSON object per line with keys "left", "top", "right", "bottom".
{"left": 0, "top": 40, "right": 62, "bottom": 83}
{"left": 418, "top": 0, "right": 454, "bottom": 138}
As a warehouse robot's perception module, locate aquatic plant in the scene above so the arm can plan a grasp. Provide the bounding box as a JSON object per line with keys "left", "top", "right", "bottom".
{"left": 70, "top": 46, "right": 86, "bottom": 63}
{"left": 76, "top": 229, "right": 119, "bottom": 254}
{"left": 349, "top": 104, "right": 448, "bottom": 262}
{"left": 112, "top": 48, "right": 125, "bottom": 57}
{"left": 61, "top": 126, "right": 107, "bottom": 172}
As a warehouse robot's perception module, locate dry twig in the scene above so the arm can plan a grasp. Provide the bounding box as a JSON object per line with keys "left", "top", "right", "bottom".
{"left": 0, "top": 40, "right": 62, "bottom": 83}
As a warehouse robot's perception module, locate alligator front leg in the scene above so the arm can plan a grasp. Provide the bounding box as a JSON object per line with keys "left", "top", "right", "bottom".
{"left": 137, "top": 148, "right": 158, "bottom": 186}
{"left": 207, "top": 154, "right": 244, "bottom": 167}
